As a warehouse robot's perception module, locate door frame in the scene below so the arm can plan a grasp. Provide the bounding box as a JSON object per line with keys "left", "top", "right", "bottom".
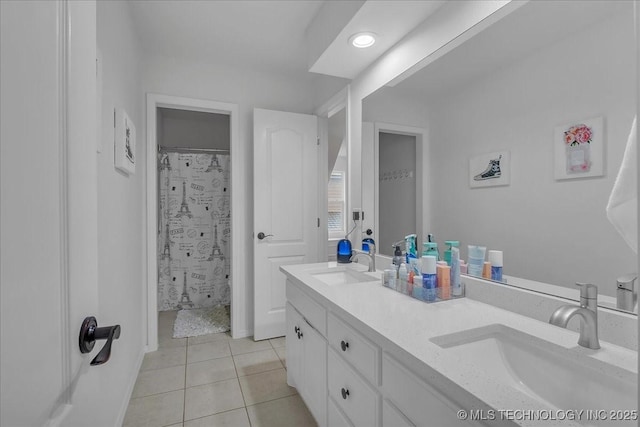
{"left": 315, "top": 87, "right": 348, "bottom": 260}
{"left": 373, "top": 122, "right": 428, "bottom": 250}
{"left": 145, "top": 94, "right": 241, "bottom": 351}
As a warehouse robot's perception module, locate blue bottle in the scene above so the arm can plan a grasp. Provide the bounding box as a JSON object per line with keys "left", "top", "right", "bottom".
{"left": 337, "top": 238, "right": 352, "bottom": 263}
{"left": 488, "top": 250, "right": 503, "bottom": 282}
{"left": 421, "top": 255, "right": 437, "bottom": 302}
{"left": 362, "top": 229, "right": 375, "bottom": 252}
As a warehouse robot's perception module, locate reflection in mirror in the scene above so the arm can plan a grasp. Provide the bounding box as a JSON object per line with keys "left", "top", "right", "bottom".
{"left": 379, "top": 132, "right": 416, "bottom": 255}
{"left": 328, "top": 107, "right": 348, "bottom": 251}
{"left": 362, "top": 0, "right": 637, "bottom": 313}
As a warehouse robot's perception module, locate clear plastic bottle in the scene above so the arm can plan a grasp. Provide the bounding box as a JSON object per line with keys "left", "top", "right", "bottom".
{"left": 398, "top": 263, "right": 408, "bottom": 294}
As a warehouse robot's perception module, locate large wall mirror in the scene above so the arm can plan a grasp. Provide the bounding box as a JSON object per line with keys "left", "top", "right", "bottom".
{"left": 361, "top": 0, "right": 638, "bottom": 313}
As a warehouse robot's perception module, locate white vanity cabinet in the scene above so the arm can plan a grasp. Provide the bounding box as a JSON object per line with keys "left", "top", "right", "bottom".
{"left": 285, "top": 275, "right": 486, "bottom": 427}
{"left": 285, "top": 285, "right": 327, "bottom": 427}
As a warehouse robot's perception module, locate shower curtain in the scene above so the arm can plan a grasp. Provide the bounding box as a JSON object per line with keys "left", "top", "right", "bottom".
{"left": 158, "top": 151, "right": 231, "bottom": 311}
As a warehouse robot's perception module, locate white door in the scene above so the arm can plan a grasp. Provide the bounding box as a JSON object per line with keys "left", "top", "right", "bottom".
{"left": 253, "top": 108, "right": 319, "bottom": 340}
{"left": 1, "top": 2, "right": 103, "bottom": 425}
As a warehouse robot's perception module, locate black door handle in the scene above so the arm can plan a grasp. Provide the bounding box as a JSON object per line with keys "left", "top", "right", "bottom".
{"left": 79, "top": 316, "right": 121, "bottom": 366}
{"left": 341, "top": 340, "right": 349, "bottom": 351}
{"left": 257, "top": 232, "right": 274, "bottom": 240}
{"left": 341, "top": 387, "right": 350, "bottom": 399}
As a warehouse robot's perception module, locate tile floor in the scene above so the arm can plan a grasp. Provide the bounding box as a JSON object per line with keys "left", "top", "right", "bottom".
{"left": 123, "top": 311, "right": 317, "bottom": 427}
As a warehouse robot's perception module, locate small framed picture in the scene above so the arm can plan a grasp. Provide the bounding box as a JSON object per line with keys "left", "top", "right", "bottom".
{"left": 469, "top": 150, "right": 510, "bottom": 188}
{"left": 115, "top": 108, "right": 136, "bottom": 175}
{"left": 554, "top": 116, "right": 604, "bottom": 180}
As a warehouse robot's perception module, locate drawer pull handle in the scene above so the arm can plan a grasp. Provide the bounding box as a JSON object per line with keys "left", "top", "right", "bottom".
{"left": 341, "top": 388, "right": 350, "bottom": 400}
{"left": 340, "top": 340, "right": 349, "bottom": 351}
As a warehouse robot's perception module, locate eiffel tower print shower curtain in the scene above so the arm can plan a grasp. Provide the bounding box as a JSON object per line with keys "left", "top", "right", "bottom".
{"left": 157, "top": 151, "right": 231, "bottom": 311}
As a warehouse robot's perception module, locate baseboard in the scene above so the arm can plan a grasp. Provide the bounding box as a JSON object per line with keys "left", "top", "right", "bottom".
{"left": 232, "top": 328, "right": 251, "bottom": 339}
{"left": 114, "top": 346, "right": 146, "bottom": 427}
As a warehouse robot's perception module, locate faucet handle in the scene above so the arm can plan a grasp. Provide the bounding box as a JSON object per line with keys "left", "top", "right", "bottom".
{"left": 576, "top": 282, "right": 598, "bottom": 299}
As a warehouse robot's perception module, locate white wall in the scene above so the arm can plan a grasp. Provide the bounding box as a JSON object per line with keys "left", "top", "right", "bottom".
{"left": 428, "top": 9, "right": 637, "bottom": 295}
{"left": 97, "top": 1, "right": 146, "bottom": 424}
{"left": 142, "top": 54, "right": 345, "bottom": 336}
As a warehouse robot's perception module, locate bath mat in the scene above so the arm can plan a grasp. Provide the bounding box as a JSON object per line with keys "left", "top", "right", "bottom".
{"left": 173, "top": 306, "right": 230, "bottom": 338}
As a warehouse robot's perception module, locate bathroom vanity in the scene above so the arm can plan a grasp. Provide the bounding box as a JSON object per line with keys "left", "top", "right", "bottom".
{"left": 281, "top": 262, "right": 638, "bottom": 427}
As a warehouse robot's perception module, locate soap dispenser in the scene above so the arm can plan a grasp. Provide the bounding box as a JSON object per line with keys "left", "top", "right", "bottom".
{"left": 337, "top": 238, "right": 352, "bottom": 263}
{"left": 423, "top": 242, "right": 439, "bottom": 260}
{"left": 443, "top": 240, "right": 459, "bottom": 266}
{"left": 392, "top": 242, "right": 404, "bottom": 269}
{"left": 362, "top": 228, "right": 375, "bottom": 252}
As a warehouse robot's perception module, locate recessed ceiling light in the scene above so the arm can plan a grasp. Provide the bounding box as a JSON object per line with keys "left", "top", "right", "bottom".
{"left": 349, "top": 32, "right": 376, "bottom": 49}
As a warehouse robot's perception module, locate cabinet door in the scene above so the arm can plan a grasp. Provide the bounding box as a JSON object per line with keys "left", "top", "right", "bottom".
{"left": 285, "top": 303, "right": 303, "bottom": 389}
{"left": 383, "top": 399, "right": 415, "bottom": 427}
{"left": 301, "top": 320, "right": 327, "bottom": 427}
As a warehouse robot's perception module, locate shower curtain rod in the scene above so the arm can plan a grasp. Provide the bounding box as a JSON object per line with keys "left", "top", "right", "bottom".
{"left": 158, "top": 146, "right": 230, "bottom": 154}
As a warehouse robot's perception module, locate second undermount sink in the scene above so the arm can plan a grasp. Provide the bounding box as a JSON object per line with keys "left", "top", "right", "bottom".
{"left": 311, "top": 267, "right": 377, "bottom": 286}
{"left": 431, "top": 324, "right": 638, "bottom": 426}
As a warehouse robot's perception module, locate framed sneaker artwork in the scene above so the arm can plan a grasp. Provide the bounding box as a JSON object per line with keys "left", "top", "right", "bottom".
{"left": 554, "top": 116, "right": 604, "bottom": 180}
{"left": 469, "top": 150, "right": 510, "bottom": 188}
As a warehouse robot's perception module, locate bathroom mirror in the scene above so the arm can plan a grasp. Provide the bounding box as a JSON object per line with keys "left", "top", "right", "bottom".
{"left": 328, "top": 106, "right": 349, "bottom": 244}
{"left": 361, "top": 0, "right": 638, "bottom": 313}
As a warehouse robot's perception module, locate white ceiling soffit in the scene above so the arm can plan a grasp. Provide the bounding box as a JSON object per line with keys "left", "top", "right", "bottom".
{"left": 128, "top": 0, "right": 324, "bottom": 74}
{"left": 308, "top": 0, "right": 446, "bottom": 80}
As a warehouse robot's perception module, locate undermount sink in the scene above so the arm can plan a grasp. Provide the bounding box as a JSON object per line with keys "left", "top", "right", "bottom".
{"left": 311, "top": 267, "right": 377, "bottom": 286}
{"left": 431, "top": 324, "right": 638, "bottom": 426}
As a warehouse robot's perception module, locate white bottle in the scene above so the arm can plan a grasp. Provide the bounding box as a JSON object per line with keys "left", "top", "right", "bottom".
{"left": 398, "top": 263, "right": 408, "bottom": 294}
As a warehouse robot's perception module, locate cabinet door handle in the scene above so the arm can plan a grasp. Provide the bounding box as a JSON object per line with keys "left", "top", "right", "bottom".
{"left": 294, "top": 326, "right": 300, "bottom": 334}
{"left": 341, "top": 387, "right": 350, "bottom": 400}
{"left": 340, "top": 340, "right": 349, "bottom": 351}
{"left": 297, "top": 331, "right": 303, "bottom": 339}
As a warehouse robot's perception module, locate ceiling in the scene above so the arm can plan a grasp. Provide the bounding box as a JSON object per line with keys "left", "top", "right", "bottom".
{"left": 128, "top": 0, "right": 444, "bottom": 80}
{"left": 129, "top": 0, "right": 324, "bottom": 75}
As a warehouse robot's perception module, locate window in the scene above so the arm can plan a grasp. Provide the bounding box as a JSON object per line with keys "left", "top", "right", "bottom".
{"left": 328, "top": 171, "right": 346, "bottom": 238}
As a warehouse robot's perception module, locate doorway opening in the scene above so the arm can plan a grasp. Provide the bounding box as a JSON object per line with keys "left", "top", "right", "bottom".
{"left": 146, "top": 95, "right": 241, "bottom": 352}
{"left": 157, "top": 108, "right": 231, "bottom": 337}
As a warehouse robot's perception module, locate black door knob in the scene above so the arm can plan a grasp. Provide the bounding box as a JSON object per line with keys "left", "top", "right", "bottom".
{"left": 340, "top": 340, "right": 349, "bottom": 351}
{"left": 341, "top": 388, "right": 350, "bottom": 399}
{"left": 257, "top": 232, "right": 274, "bottom": 240}
{"left": 79, "top": 316, "right": 121, "bottom": 366}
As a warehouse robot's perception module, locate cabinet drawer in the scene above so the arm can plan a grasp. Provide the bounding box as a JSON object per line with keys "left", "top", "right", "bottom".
{"left": 383, "top": 399, "right": 415, "bottom": 427}
{"left": 328, "top": 397, "right": 354, "bottom": 427}
{"left": 382, "top": 353, "right": 463, "bottom": 427}
{"left": 328, "top": 312, "right": 380, "bottom": 385}
{"left": 328, "top": 347, "right": 379, "bottom": 427}
{"left": 286, "top": 280, "right": 326, "bottom": 336}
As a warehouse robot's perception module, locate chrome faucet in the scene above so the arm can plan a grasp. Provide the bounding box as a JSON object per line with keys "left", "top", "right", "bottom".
{"left": 549, "top": 283, "right": 600, "bottom": 349}
{"left": 616, "top": 274, "right": 637, "bottom": 312}
{"left": 350, "top": 243, "right": 376, "bottom": 272}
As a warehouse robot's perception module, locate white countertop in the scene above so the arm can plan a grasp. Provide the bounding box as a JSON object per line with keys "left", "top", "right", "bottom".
{"left": 281, "top": 262, "right": 638, "bottom": 427}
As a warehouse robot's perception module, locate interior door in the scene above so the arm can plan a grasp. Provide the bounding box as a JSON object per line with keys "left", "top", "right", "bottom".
{"left": 1, "top": 1, "right": 102, "bottom": 425}
{"left": 253, "top": 108, "right": 319, "bottom": 340}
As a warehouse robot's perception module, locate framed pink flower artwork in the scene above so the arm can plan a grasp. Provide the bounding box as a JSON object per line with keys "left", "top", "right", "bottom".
{"left": 554, "top": 116, "right": 604, "bottom": 180}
